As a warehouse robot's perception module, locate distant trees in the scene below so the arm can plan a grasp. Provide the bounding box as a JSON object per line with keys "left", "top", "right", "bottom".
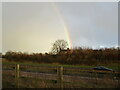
{"left": 3, "top": 39, "right": 119, "bottom": 65}
{"left": 0, "top": 52, "right": 2, "bottom": 57}
{"left": 3, "top": 47, "right": 119, "bottom": 65}
{"left": 51, "top": 40, "right": 68, "bottom": 54}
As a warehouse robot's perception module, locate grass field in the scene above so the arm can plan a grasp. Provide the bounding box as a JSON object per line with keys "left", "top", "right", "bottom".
{"left": 2, "top": 72, "right": 119, "bottom": 88}
{"left": 2, "top": 59, "right": 120, "bottom": 88}
{"left": 2, "top": 58, "right": 120, "bottom": 70}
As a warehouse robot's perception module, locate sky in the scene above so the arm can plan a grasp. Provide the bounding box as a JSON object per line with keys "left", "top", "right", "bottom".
{"left": 1, "top": 2, "right": 118, "bottom": 53}
{"left": 0, "top": 2, "right": 2, "bottom": 53}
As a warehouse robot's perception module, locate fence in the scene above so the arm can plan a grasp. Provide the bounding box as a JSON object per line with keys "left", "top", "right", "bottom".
{"left": 2, "top": 64, "right": 120, "bottom": 88}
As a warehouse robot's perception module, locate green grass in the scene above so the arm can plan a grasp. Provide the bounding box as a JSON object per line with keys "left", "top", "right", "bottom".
{"left": 2, "top": 60, "right": 94, "bottom": 68}
{"left": 3, "top": 60, "right": 120, "bottom": 79}
{"left": 2, "top": 60, "right": 120, "bottom": 71}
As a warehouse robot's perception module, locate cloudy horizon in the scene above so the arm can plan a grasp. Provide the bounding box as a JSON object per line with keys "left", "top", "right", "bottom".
{"left": 1, "top": 2, "right": 118, "bottom": 53}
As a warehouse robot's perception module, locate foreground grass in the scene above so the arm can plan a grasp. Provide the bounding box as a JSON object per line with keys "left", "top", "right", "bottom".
{"left": 3, "top": 72, "right": 119, "bottom": 88}
{"left": 2, "top": 59, "right": 120, "bottom": 88}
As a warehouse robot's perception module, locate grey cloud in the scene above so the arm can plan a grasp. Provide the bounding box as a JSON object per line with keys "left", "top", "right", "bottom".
{"left": 2, "top": 2, "right": 118, "bottom": 53}
{"left": 57, "top": 2, "right": 118, "bottom": 48}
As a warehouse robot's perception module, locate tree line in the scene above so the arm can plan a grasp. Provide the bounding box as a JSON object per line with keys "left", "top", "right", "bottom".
{"left": 2, "top": 47, "right": 119, "bottom": 65}
{"left": 2, "top": 40, "right": 119, "bottom": 65}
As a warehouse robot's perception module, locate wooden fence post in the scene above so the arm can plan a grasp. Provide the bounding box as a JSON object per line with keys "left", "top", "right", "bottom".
{"left": 15, "top": 64, "right": 19, "bottom": 88}
{"left": 95, "top": 71, "right": 98, "bottom": 85}
{"left": 57, "top": 66, "right": 63, "bottom": 89}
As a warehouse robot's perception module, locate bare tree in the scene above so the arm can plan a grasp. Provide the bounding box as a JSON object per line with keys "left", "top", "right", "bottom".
{"left": 51, "top": 40, "right": 68, "bottom": 54}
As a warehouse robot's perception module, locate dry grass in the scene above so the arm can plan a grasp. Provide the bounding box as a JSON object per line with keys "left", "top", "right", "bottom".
{"left": 2, "top": 62, "right": 120, "bottom": 88}
{"left": 2, "top": 71, "right": 119, "bottom": 88}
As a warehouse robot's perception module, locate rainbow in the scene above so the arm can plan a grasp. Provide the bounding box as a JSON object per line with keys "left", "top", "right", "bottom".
{"left": 51, "top": 2, "right": 72, "bottom": 49}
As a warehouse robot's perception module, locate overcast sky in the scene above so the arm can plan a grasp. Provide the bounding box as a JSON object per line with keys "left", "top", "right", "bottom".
{"left": 0, "top": 3, "right": 2, "bottom": 53}
{"left": 1, "top": 2, "right": 118, "bottom": 53}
